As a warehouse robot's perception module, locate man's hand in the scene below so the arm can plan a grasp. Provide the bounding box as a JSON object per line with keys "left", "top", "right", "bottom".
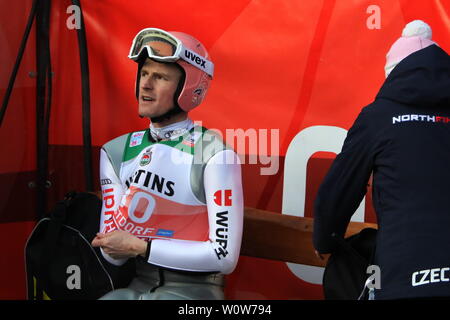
{"left": 92, "top": 230, "right": 148, "bottom": 259}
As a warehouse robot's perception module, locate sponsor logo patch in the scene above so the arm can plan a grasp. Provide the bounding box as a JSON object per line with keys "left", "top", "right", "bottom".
{"left": 130, "top": 131, "right": 146, "bottom": 147}
{"left": 214, "top": 190, "right": 233, "bottom": 206}
{"left": 156, "top": 229, "right": 174, "bottom": 237}
{"left": 184, "top": 49, "right": 206, "bottom": 68}
{"left": 101, "top": 178, "right": 112, "bottom": 186}
{"left": 101, "top": 188, "right": 119, "bottom": 234}
{"left": 214, "top": 211, "right": 229, "bottom": 260}
{"left": 140, "top": 149, "right": 153, "bottom": 166}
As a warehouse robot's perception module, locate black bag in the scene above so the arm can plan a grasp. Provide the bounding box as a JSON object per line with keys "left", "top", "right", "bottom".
{"left": 322, "top": 228, "right": 377, "bottom": 300}
{"left": 25, "top": 191, "right": 135, "bottom": 300}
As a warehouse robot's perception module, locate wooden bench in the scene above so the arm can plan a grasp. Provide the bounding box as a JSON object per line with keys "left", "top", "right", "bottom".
{"left": 241, "top": 207, "right": 377, "bottom": 267}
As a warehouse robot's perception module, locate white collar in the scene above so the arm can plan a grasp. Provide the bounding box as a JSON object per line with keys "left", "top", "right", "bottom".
{"left": 149, "top": 118, "right": 194, "bottom": 141}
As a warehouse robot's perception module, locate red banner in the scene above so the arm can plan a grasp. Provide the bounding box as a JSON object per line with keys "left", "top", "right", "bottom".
{"left": 1, "top": 0, "right": 449, "bottom": 299}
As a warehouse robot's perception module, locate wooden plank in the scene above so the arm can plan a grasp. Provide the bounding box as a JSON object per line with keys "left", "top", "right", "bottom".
{"left": 241, "top": 207, "right": 377, "bottom": 267}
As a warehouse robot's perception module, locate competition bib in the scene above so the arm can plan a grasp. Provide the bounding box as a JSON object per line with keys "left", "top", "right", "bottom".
{"left": 110, "top": 186, "right": 209, "bottom": 241}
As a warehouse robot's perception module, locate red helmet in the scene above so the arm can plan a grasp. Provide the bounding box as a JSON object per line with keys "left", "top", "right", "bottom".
{"left": 129, "top": 28, "right": 214, "bottom": 112}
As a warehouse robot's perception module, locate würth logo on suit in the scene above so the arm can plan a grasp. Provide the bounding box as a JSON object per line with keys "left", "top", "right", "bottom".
{"left": 214, "top": 190, "right": 232, "bottom": 206}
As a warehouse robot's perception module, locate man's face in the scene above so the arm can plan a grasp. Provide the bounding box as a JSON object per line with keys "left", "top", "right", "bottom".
{"left": 138, "top": 44, "right": 182, "bottom": 119}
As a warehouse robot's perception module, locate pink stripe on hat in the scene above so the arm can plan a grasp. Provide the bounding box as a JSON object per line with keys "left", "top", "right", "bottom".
{"left": 385, "top": 20, "right": 437, "bottom": 77}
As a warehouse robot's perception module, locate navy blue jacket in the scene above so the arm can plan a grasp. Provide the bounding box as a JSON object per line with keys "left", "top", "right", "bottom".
{"left": 313, "top": 45, "right": 450, "bottom": 299}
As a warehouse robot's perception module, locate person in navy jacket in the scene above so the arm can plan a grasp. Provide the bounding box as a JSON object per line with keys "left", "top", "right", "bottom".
{"left": 313, "top": 20, "right": 450, "bottom": 299}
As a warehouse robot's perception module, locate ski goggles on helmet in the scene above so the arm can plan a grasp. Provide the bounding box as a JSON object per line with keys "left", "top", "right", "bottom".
{"left": 128, "top": 28, "right": 214, "bottom": 77}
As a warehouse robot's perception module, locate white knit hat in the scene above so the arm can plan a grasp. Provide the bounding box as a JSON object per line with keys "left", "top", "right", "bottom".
{"left": 385, "top": 20, "right": 437, "bottom": 77}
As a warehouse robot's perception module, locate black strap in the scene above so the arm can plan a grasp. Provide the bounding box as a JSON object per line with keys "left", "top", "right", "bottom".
{"left": 144, "top": 241, "right": 152, "bottom": 261}
{"left": 0, "top": 0, "right": 38, "bottom": 126}
{"left": 35, "top": 0, "right": 52, "bottom": 220}
{"left": 0, "top": 0, "right": 52, "bottom": 221}
{"left": 0, "top": 0, "right": 51, "bottom": 222}
{"left": 72, "top": 0, "right": 94, "bottom": 192}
